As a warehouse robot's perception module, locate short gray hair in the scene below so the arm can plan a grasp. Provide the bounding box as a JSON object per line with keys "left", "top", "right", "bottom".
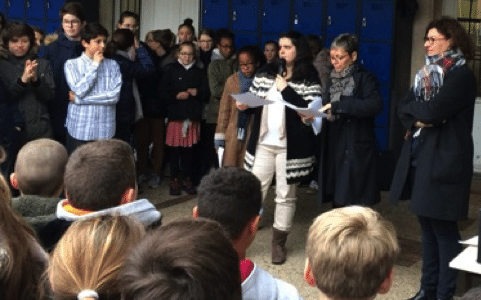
{"left": 331, "top": 33, "right": 359, "bottom": 55}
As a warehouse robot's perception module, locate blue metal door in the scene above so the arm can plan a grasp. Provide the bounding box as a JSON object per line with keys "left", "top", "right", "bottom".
{"left": 202, "top": 0, "right": 229, "bottom": 30}
{"left": 262, "top": 0, "right": 290, "bottom": 34}
{"left": 0, "top": 1, "right": 5, "bottom": 14}
{"left": 358, "top": 42, "right": 392, "bottom": 84}
{"left": 7, "top": 0, "right": 25, "bottom": 20}
{"left": 360, "top": 0, "right": 394, "bottom": 41}
{"left": 235, "top": 33, "right": 258, "bottom": 48}
{"left": 293, "top": 0, "right": 322, "bottom": 35}
{"left": 47, "top": 0, "right": 63, "bottom": 21}
{"left": 232, "top": 0, "right": 259, "bottom": 32}
{"left": 326, "top": 0, "right": 357, "bottom": 41}
{"left": 26, "top": 0, "right": 44, "bottom": 19}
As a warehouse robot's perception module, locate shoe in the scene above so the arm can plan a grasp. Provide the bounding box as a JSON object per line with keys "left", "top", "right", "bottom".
{"left": 272, "top": 228, "right": 289, "bottom": 265}
{"left": 149, "top": 173, "right": 161, "bottom": 189}
{"left": 182, "top": 177, "right": 197, "bottom": 195}
{"left": 170, "top": 178, "right": 181, "bottom": 196}
{"left": 405, "top": 289, "right": 437, "bottom": 300}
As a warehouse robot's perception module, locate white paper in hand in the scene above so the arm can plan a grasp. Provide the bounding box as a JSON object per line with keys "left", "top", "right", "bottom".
{"left": 231, "top": 92, "right": 274, "bottom": 107}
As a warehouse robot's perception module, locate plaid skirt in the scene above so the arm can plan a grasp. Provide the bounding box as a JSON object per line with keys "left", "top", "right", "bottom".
{"left": 165, "top": 120, "right": 200, "bottom": 147}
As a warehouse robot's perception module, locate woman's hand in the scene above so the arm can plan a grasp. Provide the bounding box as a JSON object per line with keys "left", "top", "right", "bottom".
{"left": 321, "top": 103, "right": 332, "bottom": 119}
{"left": 414, "top": 121, "right": 434, "bottom": 128}
{"left": 187, "top": 88, "right": 197, "bottom": 96}
{"left": 236, "top": 101, "right": 249, "bottom": 111}
{"left": 275, "top": 74, "right": 288, "bottom": 91}
{"left": 176, "top": 91, "right": 189, "bottom": 100}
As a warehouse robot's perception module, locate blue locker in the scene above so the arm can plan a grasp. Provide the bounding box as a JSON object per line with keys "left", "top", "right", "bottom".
{"left": 359, "top": 42, "right": 392, "bottom": 84}
{"left": 326, "top": 0, "right": 357, "bottom": 41}
{"left": 27, "top": 18, "right": 43, "bottom": 29}
{"left": 46, "top": 20, "right": 60, "bottom": 34}
{"left": 360, "top": 0, "right": 394, "bottom": 41}
{"left": 47, "top": 0, "right": 63, "bottom": 20}
{"left": 232, "top": 0, "right": 259, "bottom": 32}
{"left": 374, "top": 127, "right": 388, "bottom": 152}
{"left": 202, "top": 0, "right": 228, "bottom": 30}
{"left": 8, "top": 0, "right": 25, "bottom": 19}
{"left": 374, "top": 85, "right": 389, "bottom": 127}
{"left": 235, "top": 33, "right": 257, "bottom": 48}
{"left": 0, "top": 1, "right": 5, "bottom": 14}
{"left": 262, "top": 0, "right": 290, "bottom": 34}
{"left": 293, "top": 0, "right": 322, "bottom": 35}
{"left": 27, "top": 0, "right": 44, "bottom": 19}
{"left": 260, "top": 34, "right": 280, "bottom": 47}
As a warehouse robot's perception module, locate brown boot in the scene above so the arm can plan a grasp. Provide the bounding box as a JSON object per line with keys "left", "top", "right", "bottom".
{"left": 272, "top": 228, "right": 288, "bottom": 264}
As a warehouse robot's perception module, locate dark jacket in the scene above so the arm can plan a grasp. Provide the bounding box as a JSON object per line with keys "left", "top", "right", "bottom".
{"left": 40, "top": 33, "right": 83, "bottom": 142}
{"left": 111, "top": 47, "right": 156, "bottom": 124}
{"left": 0, "top": 79, "right": 23, "bottom": 147}
{"left": 318, "top": 64, "right": 383, "bottom": 206}
{"left": 0, "top": 53, "right": 54, "bottom": 142}
{"left": 389, "top": 64, "right": 476, "bottom": 221}
{"left": 160, "top": 61, "right": 208, "bottom": 121}
{"left": 137, "top": 44, "right": 165, "bottom": 118}
{"left": 11, "top": 195, "right": 59, "bottom": 237}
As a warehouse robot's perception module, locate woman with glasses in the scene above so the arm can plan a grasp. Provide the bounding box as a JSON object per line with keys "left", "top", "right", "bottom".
{"left": 317, "top": 33, "right": 383, "bottom": 208}
{"left": 198, "top": 28, "right": 215, "bottom": 71}
{"left": 390, "top": 17, "right": 476, "bottom": 300}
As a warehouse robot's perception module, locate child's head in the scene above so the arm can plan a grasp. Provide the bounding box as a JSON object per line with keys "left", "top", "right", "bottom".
{"left": 122, "top": 218, "right": 242, "bottom": 300}
{"left": 306, "top": 34, "right": 324, "bottom": 60}
{"left": 305, "top": 206, "right": 399, "bottom": 300}
{"left": 11, "top": 138, "right": 68, "bottom": 197}
{"left": 64, "top": 139, "right": 136, "bottom": 211}
{"left": 117, "top": 11, "right": 139, "bottom": 33}
{"left": 145, "top": 29, "right": 172, "bottom": 55}
{"left": 238, "top": 45, "right": 261, "bottom": 78}
{"left": 178, "top": 18, "right": 195, "bottom": 43}
{"left": 32, "top": 26, "right": 45, "bottom": 46}
{"left": 48, "top": 215, "right": 145, "bottom": 300}
{"left": 263, "top": 40, "right": 279, "bottom": 63}
{"left": 105, "top": 28, "right": 135, "bottom": 57}
{"left": 60, "top": 2, "right": 85, "bottom": 39}
{"left": 2, "top": 22, "right": 36, "bottom": 58}
{"left": 196, "top": 168, "right": 262, "bottom": 242}
{"left": 215, "top": 28, "right": 235, "bottom": 59}
{"left": 80, "top": 22, "right": 108, "bottom": 57}
{"left": 178, "top": 41, "right": 196, "bottom": 65}
{"left": 198, "top": 28, "right": 215, "bottom": 52}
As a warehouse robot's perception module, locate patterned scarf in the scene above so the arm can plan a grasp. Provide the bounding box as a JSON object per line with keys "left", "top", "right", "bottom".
{"left": 329, "top": 64, "right": 356, "bottom": 120}
{"left": 414, "top": 49, "right": 465, "bottom": 102}
{"left": 237, "top": 70, "right": 254, "bottom": 141}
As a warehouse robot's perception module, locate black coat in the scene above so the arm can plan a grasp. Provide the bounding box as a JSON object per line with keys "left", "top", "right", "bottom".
{"left": 317, "top": 65, "right": 383, "bottom": 206}
{"left": 390, "top": 64, "right": 477, "bottom": 221}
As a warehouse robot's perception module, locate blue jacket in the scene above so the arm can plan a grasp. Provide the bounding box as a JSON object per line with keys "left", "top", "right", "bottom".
{"left": 111, "top": 46, "right": 156, "bottom": 124}
{"left": 40, "top": 33, "right": 83, "bottom": 142}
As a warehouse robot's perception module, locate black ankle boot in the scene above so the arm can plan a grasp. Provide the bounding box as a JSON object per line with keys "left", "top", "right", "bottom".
{"left": 406, "top": 289, "right": 437, "bottom": 300}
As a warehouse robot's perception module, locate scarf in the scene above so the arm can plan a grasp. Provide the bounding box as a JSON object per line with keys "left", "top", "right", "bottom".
{"left": 328, "top": 64, "right": 356, "bottom": 121}
{"left": 237, "top": 70, "right": 254, "bottom": 140}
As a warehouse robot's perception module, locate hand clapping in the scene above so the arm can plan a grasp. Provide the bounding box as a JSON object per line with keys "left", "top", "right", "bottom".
{"left": 21, "top": 59, "right": 38, "bottom": 83}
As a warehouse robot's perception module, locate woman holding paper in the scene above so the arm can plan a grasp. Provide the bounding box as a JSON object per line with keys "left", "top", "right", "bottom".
{"left": 390, "top": 17, "right": 476, "bottom": 300}
{"left": 237, "top": 31, "right": 321, "bottom": 265}
{"left": 317, "top": 33, "right": 383, "bottom": 207}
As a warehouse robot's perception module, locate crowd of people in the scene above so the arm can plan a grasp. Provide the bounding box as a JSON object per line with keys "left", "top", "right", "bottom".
{"left": 0, "top": 1, "right": 478, "bottom": 300}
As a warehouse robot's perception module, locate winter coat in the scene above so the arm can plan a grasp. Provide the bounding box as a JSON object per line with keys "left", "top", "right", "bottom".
{"left": 389, "top": 64, "right": 476, "bottom": 221}
{"left": 206, "top": 57, "right": 237, "bottom": 123}
{"left": 0, "top": 79, "right": 23, "bottom": 148}
{"left": 317, "top": 64, "right": 383, "bottom": 206}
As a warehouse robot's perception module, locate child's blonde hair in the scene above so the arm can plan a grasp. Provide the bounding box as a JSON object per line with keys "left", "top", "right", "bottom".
{"left": 48, "top": 215, "right": 145, "bottom": 299}
{"left": 306, "top": 206, "right": 399, "bottom": 300}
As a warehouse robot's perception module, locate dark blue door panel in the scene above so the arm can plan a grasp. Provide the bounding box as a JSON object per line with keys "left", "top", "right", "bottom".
{"left": 202, "top": 0, "right": 229, "bottom": 30}
{"left": 374, "top": 127, "right": 388, "bottom": 152}
{"left": 360, "top": 0, "right": 394, "bottom": 41}
{"left": 27, "top": 0, "right": 44, "bottom": 19}
{"left": 293, "top": 0, "right": 322, "bottom": 35}
{"left": 374, "top": 86, "right": 389, "bottom": 127}
{"left": 8, "top": 0, "right": 25, "bottom": 19}
{"left": 47, "top": 0, "right": 64, "bottom": 20}
{"left": 27, "top": 18, "right": 43, "bottom": 28}
{"left": 326, "top": 0, "right": 357, "bottom": 40}
{"left": 0, "top": 1, "right": 5, "bottom": 13}
{"left": 235, "top": 33, "right": 258, "bottom": 48}
{"left": 47, "top": 20, "right": 60, "bottom": 34}
{"left": 232, "top": 0, "right": 259, "bottom": 32}
{"left": 262, "top": 0, "right": 290, "bottom": 34}
{"left": 359, "top": 42, "right": 392, "bottom": 83}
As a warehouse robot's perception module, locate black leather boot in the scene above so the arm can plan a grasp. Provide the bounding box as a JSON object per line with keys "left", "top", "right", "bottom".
{"left": 272, "top": 228, "right": 288, "bottom": 264}
{"left": 406, "top": 289, "right": 437, "bottom": 300}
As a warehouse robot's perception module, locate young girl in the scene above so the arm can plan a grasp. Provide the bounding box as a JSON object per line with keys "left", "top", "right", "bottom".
{"left": 48, "top": 215, "right": 145, "bottom": 300}
{"left": 105, "top": 28, "right": 155, "bottom": 144}
{"left": 0, "top": 174, "right": 48, "bottom": 300}
{"left": 160, "top": 41, "right": 208, "bottom": 195}
{"left": 177, "top": 18, "right": 195, "bottom": 43}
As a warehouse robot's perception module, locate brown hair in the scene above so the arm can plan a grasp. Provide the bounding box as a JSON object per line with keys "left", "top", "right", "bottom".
{"left": 307, "top": 206, "right": 399, "bottom": 300}
{"left": 178, "top": 41, "right": 197, "bottom": 60}
{"left": 60, "top": 1, "right": 85, "bottom": 22}
{"left": 14, "top": 138, "right": 68, "bottom": 197}
{"left": 425, "top": 16, "right": 475, "bottom": 60}
{"left": 1, "top": 21, "right": 36, "bottom": 57}
{"left": 48, "top": 215, "right": 145, "bottom": 300}
{"left": 122, "top": 218, "right": 242, "bottom": 300}
{"left": 0, "top": 174, "right": 46, "bottom": 300}
{"left": 64, "top": 139, "right": 136, "bottom": 211}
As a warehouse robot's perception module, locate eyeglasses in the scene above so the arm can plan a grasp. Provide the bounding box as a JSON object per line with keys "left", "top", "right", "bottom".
{"left": 62, "top": 19, "right": 81, "bottom": 26}
{"left": 219, "top": 44, "right": 233, "bottom": 49}
{"left": 199, "top": 39, "right": 212, "bottom": 43}
{"left": 331, "top": 54, "right": 349, "bottom": 62}
{"left": 423, "top": 36, "right": 446, "bottom": 44}
{"left": 239, "top": 62, "right": 254, "bottom": 67}
{"left": 179, "top": 52, "right": 194, "bottom": 56}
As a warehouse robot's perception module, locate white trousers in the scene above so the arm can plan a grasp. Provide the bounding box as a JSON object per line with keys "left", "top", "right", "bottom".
{"left": 251, "top": 144, "right": 297, "bottom": 232}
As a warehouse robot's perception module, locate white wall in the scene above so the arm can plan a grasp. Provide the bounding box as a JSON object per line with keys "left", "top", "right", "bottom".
{"left": 139, "top": 0, "right": 200, "bottom": 41}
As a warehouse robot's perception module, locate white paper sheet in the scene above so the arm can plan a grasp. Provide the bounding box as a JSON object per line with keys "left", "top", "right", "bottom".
{"left": 231, "top": 92, "right": 274, "bottom": 107}
{"left": 460, "top": 236, "right": 478, "bottom": 246}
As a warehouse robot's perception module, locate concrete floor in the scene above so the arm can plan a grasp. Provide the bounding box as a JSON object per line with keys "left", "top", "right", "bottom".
{"left": 140, "top": 178, "right": 481, "bottom": 300}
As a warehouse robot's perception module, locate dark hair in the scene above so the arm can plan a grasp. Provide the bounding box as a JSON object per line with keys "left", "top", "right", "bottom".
{"left": 80, "top": 22, "right": 108, "bottom": 43}
{"left": 122, "top": 218, "right": 242, "bottom": 300}
{"left": 264, "top": 40, "right": 278, "bottom": 50}
{"left": 105, "top": 28, "right": 135, "bottom": 57}
{"left": 238, "top": 45, "right": 262, "bottom": 67}
{"left": 214, "top": 28, "right": 235, "bottom": 47}
{"left": 0, "top": 10, "right": 7, "bottom": 31}
{"left": 331, "top": 33, "right": 359, "bottom": 55}
{"left": 118, "top": 11, "right": 139, "bottom": 27}
{"left": 1, "top": 22, "right": 36, "bottom": 56}
{"left": 64, "top": 139, "right": 136, "bottom": 211}
{"left": 425, "top": 16, "right": 475, "bottom": 60}
{"left": 60, "top": 2, "right": 85, "bottom": 22}
{"left": 149, "top": 29, "right": 173, "bottom": 53}
{"left": 306, "top": 34, "right": 324, "bottom": 58}
{"left": 178, "top": 41, "right": 197, "bottom": 60}
{"left": 197, "top": 168, "right": 262, "bottom": 240}
{"left": 199, "top": 28, "right": 214, "bottom": 40}
{"left": 178, "top": 18, "right": 196, "bottom": 39}
{"left": 279, "top": 30, "right": 316, "bottom": 81}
